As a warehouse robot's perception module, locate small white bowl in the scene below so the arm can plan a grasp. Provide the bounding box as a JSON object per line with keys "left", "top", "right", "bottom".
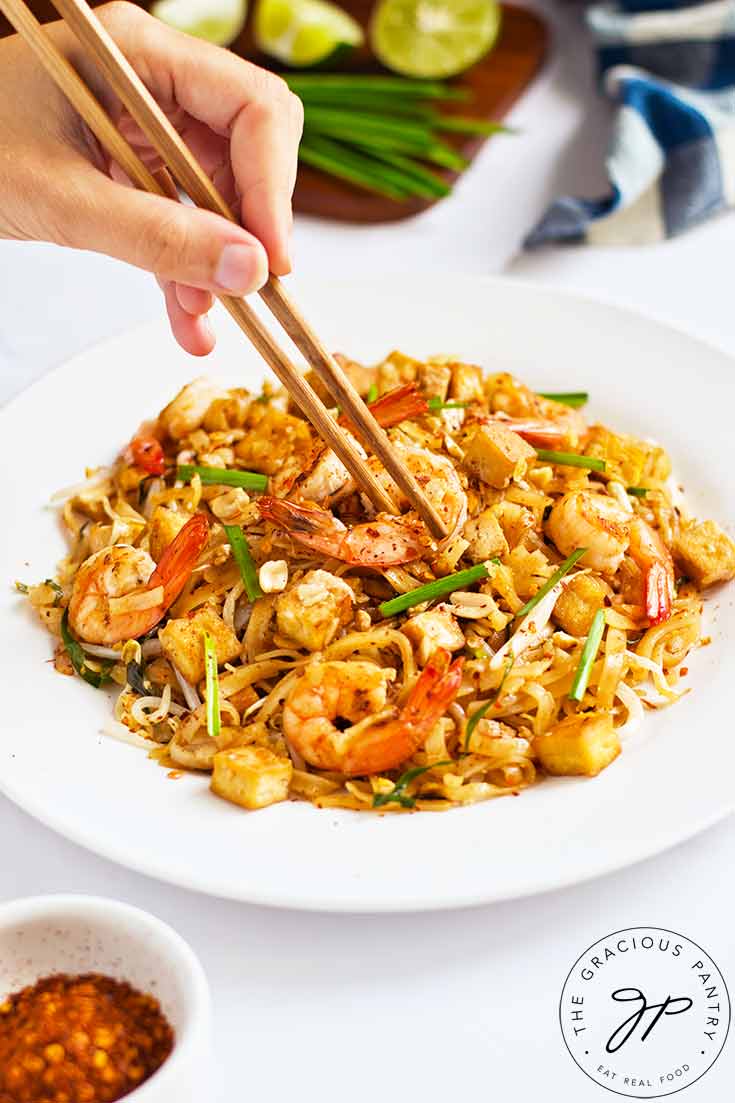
{"left": 0, "top": 895, "right": 212, "bottom": 1101}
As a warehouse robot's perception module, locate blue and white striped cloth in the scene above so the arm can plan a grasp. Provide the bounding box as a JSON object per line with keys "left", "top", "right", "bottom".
{"left": 526, "top": 0, "right": 735, "bottom": 247}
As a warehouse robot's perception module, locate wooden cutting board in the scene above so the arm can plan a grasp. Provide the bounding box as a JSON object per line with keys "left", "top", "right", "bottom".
{"left": 1, "top": 0, "right": 547, "bottom": 224}
{"left": 239, "top": 1, "right": 548, "bottom": 223}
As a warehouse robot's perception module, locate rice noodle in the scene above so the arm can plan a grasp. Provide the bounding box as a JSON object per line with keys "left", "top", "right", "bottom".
{"left": 81, "top": 642, "right": 122, "bottom": 660}
{"left": 173, "top": 664, "right": 201, "bottom": 711}
{"left": 614, "top": 681, "right": 644, "bottom": 738}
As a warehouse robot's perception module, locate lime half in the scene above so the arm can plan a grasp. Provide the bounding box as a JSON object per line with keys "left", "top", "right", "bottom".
{"left": 151, "top": 0, "right": 248, "bottom": 45}
{"left": 370, "top": 0, "right": 501, "bottom": 78}
{"left": 254, "top": 0, "right": 364, "bottom": 66}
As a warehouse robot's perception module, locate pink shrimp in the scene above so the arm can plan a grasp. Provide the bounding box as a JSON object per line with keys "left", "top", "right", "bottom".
{"left": 282, "top": 648, "right": 464, "bottom": 776}
{"left": 259, "top": 496, "right": 428, "bottom": 566}
{"left": 68, "top": 513, "right": 210, "bottom": 645}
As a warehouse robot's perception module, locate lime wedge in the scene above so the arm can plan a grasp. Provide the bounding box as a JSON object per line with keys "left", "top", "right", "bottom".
{"left": 370, "top": 0, "right": 501, "bottom": 79}
{"left": 254, "top": 0, "right": 364, "bottom": 67}
{"left": 151, "top": 0, "right": 248, "bottom": 45}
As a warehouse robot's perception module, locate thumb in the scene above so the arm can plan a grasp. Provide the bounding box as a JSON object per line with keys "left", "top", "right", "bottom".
{"left": 65, "top": 175, "right": 269, "bottom": 295}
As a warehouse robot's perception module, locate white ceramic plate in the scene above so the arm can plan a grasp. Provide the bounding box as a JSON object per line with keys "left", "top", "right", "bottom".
{"left": 2, "top": 276, "right": 734, "bottom": 912}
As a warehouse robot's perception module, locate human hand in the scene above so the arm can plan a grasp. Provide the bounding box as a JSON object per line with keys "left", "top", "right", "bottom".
{"left": 0, "top": 2, "right": 304, "bottom": 354}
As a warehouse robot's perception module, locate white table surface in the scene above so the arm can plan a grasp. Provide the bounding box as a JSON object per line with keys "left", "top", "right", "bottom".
{"left": 2, "top": 1, "right": 734, "bottom": 1098}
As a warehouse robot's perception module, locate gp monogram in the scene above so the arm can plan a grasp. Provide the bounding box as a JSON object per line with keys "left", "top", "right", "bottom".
{"left": 559, "top": 927, "right": 730, "bottom": 1098}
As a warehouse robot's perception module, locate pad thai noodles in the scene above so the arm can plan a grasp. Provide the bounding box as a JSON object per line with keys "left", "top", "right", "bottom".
{"left": 19, "top": 351, "right": 735, "bottom": 813}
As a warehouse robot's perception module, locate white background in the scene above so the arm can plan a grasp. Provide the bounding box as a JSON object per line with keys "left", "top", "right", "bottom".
{"left": 1, "top": 0, "right": 733, "bottom": 1097}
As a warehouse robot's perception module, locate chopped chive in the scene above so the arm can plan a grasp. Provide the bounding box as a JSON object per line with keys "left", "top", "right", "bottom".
{"left": 15, "top": 581, "right": 29, "bottom": 594}
{"left": 427, "top": 397, "right": 470, "bottom": 411}
{"left": 379, "top": 562, "right": 497, "bottom": 618}
{"left": 464, "top": 656, "right": 515, "bottom": 752}
{"left": 366, "top": 383, "right": 379, "bottom": 404}
{"left": 515, "top": 548, "right": 587, "bottom": 619}
{"left": 372, "top": 760, "right": 451, "bottom": 808}
{"left": 436, "top": 115, "right": 508, "bottom": 136}
{"left": 537, "top": 392, "right": 589, "bottom": 408}
{"left": 225, "top": 524, "right": 263, "bottom": 603}
{"left": 627, "top": 486, "right": 649, "bottom": 498}
{"left": 569, "top": 608, "right": 606, "bottom": 702}
{"left": 177, "top": 465, "right": 268, "bottom": 491}
{"left": 203, "top": 632, "right": 221, "bottom": 739}
{"left": 534, "top": 449, "right": 606, "bottom": 471}
{"left": 299, "top": 140, "right": 411, "bottom": 201}
{"left": 61, "top": 609, "right": 113, "bottom": 689}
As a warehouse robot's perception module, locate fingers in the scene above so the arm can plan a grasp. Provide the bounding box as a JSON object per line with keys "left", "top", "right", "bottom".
{"left": 97, "top": 2, "right": 303, "bottom": 273}
{"left": 62, "top": 169, "right": 269, "bottom": 293}
{"left": 162, "top": 280, "right": 216, "bottom": 356}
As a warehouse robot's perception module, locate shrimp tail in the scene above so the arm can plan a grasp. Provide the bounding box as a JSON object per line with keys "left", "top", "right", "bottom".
{"left": 342, "top": 648, "right": 464, "bottom": 776}
{"left": 149, "top": 512, "right": 209, "bottom": 608}
{"left": 644, "top": 561, "right": 675, "bottom": 626}
{"left": 338, "top": 384, "right": 429, "bottom": 437}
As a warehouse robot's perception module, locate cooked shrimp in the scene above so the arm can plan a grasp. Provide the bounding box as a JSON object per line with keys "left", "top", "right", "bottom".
{"left": 158, "top": 378, "right": 224, "bottom": 442}
{"left": 294, "top": 385, "right": 430, "bottom": 506}
{"left": 488, "top": 375, "right": 588, "bottom": 447}
{"left": 68, "top": 513, "right": 209, "bottom": 644}
{"left": 546, "top": 490, "right": 674, "bottom": 624}
{"left": 283, "top": 648, "right": 464, "bottom": 775}
{"left": 259, "top": 497, "right": 429, "bottom": 566}
{"left": 365, "top": 438, "right": 468, "bottom": 541}
{"left": 485, "top": 414, "right": 585, "bottom": 449}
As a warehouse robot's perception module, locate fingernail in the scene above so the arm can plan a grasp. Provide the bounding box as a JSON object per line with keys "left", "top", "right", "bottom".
{"left": 215, "top": 243, "right": 264, "bottom": 294}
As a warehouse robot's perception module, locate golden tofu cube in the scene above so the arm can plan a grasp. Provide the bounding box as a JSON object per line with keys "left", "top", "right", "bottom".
{"left": 463, "top": 423, "right": 537, "bottom": 489}
{"left": 402, "top": 607, "right": 465, "bottom": 665}
{"left": 553, "top": 574, "right": 606, "bottom": 636}
{"left": 463, "top": 508, "right": 509, "bottom": 563}
{"left": 149, "top": 506, "right": 188, "bottom": 563}
{"left": 536, "top": 714, "right": 620, "bottom": 778}
{"left": 674, "top": 520, "right": 735, "bottom": 588}
{"left": 376, "top": 350, "right": 421, "bottom": 393}
{"left": 159, "top": 605, "right": 240, "bottom": 685}
{"left": 448, "top": 361, "right": 485, "bottom": 404}
{"left": 419, "top": 360, "right": 451, "bottom": 403}
{"left": 276, "top": 569, "right": 354, "bottom": 652}
{"left": 211, "top": 745, "right": 292, "bottom": 810}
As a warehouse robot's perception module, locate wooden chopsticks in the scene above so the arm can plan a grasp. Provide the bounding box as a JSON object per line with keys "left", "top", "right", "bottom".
{"left": 1, "top": 0, "right": 449, "bottom": 542}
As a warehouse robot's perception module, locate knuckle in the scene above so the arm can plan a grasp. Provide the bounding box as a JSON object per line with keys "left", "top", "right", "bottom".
{"left": 139, "top": 207, "right": 191, "bottom": 277}
{"left": 96, "top": 0, "right": 144, "bottom": 32}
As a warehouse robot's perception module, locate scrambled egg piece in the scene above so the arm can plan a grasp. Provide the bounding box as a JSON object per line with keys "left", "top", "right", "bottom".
{"left": 536, "top": 714, "right": 620, "bottom": 777}
{"left": 462, "top": 422, "right": 536, "bottom": 489}
{"left": 674, "top": 520, "right": 735, "bottom": 588}
{"left": 276, "top": 569, "right": 354, "bottom": 652}
{"left": 159, "top": 606, "right": 240, "bottom": 685}
{"left": 402, "top": 606, "right": 465, "bottom": 665}
{"left": 211, "top": 745, "right": 293, "bottom": 810}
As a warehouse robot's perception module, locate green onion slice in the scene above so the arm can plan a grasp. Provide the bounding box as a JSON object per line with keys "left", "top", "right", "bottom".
{"left": 534, "top": 449, "right": 606, "bottom": 472}
{"left": 15, "top": 581, "right": 29, "bottom": 594}
{"left": 372, "top": 760, "right": 451, "bottom": 809}
{"left": 427, "top": 397, "right": 470, "bottom": 411}
{"left": 379, "top": 562, "right": 497, "bottom": 618}
{"left": 626, "top": 486, "right": 649, "bottom": 498}
{"left": 177, "top": 465, "right": 268, "bottom": 491}
{"left": 225, "top": 524, "right": 263, "bottom": 603}
{"left": 569, "top": 608, "right": 606, "bottom": 702}
{"left": 537, "top": 392, "right": 589, "bottom": 408}
{"left": 464, "top": 656, "right": 514, "bottom": 752}
{"left": 366, "top": 383, "right": 379, "bottom": 404}
{"left": 515, "top": 548, "right": 587, "bottom": 619}
{"left": 203, "top": 632, "right": 221, "bottom": 739}
{"left": 61, "top": 609, "right": 114, "bottom": 689}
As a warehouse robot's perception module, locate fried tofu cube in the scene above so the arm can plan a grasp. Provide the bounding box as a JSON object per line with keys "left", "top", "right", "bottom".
{"left": 463, "top": 508, "right": 509, "bottom": 563}
{"left": 159, "top": 606, "right": 240, "bottom": 685}
{"left": 211, "top": 745, "right": 292, "bottom": 810}
{"left": 536, "top": 714, "right": 620, "bottom": 778}
{"left": 376, "top": 350, "right": 421, "bottom": 393}
{"left": 149, "top": 506, "right": 188, "bottom": 563}
{"left": 419, "top": 360, "right": 451, "bottom": 403}
{"left": 674, "top": 520, "right": 735, "bottom": 588}
{"left": 462, "top": 423, "right": 537, "bottom": 489}
{"left": 448, "top": 362, "right": 485, "bottom": 404}
{"left": 276, "top": 569, "right": 354, "bottom": 652}
{"left": 553, "top": 574, "right": 606, "bottom": 636}
{"left": 402, "top": 607, "right": 465, "bottom": 664}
